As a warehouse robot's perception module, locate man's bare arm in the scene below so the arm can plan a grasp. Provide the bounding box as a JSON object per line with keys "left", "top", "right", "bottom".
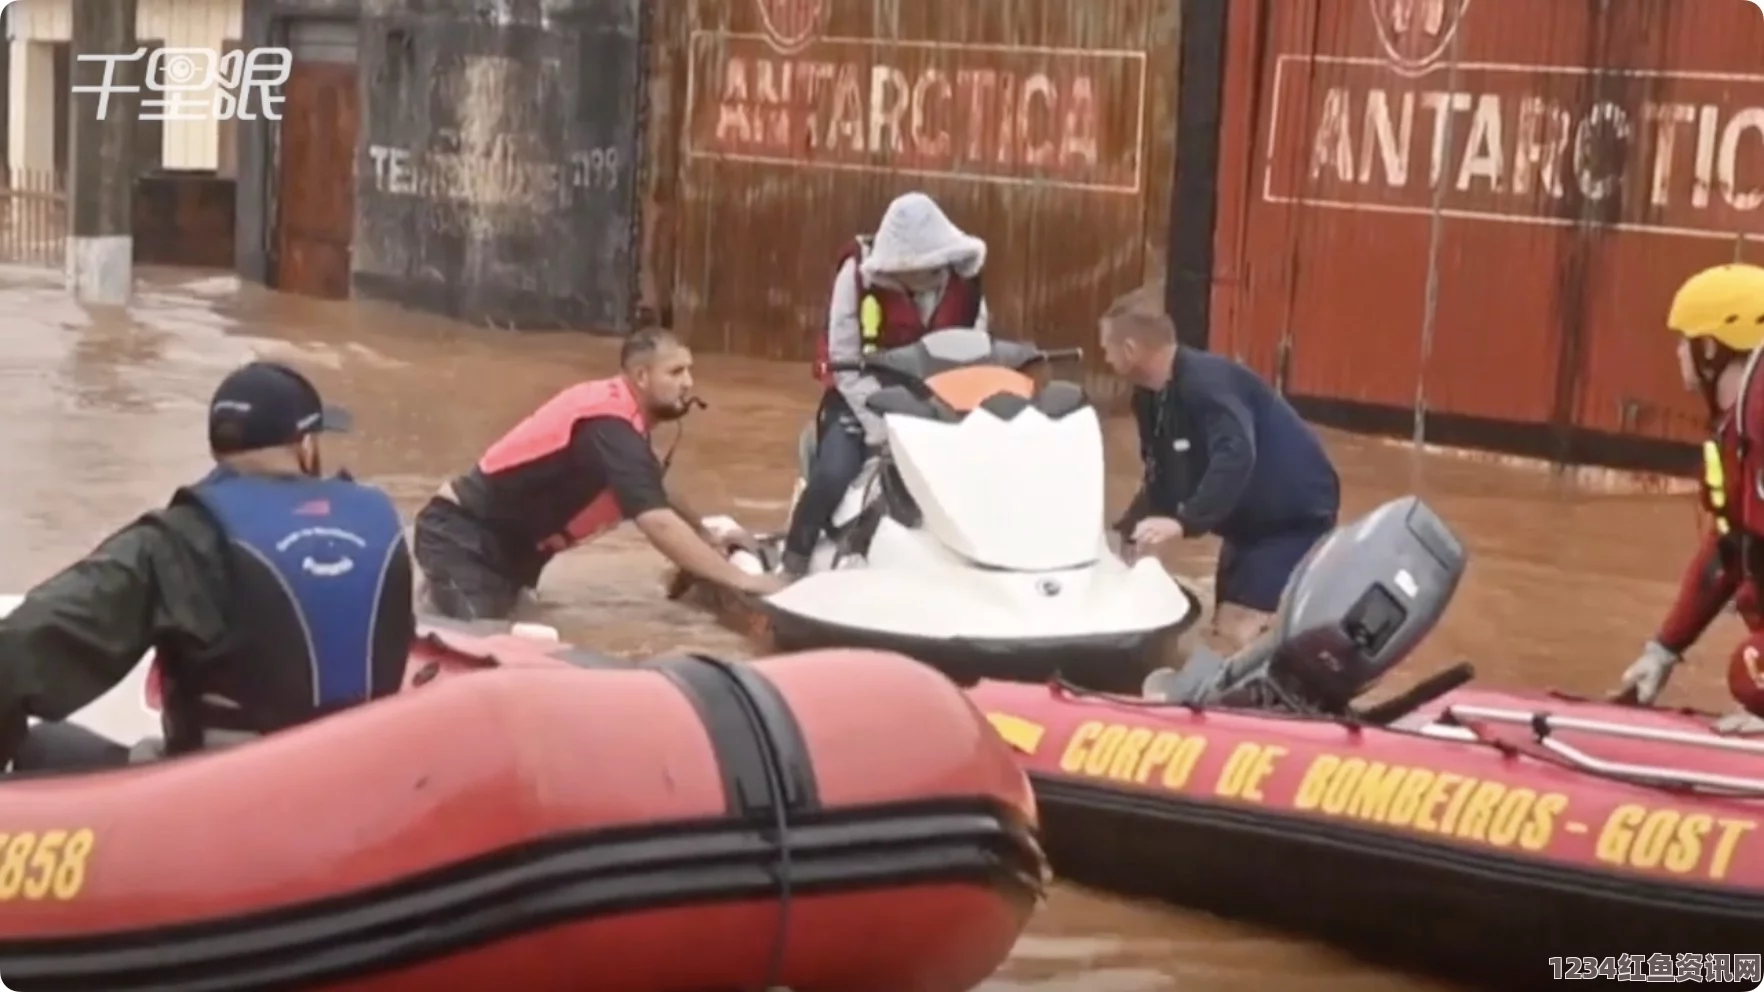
{"left": 666, "top": 487, "right": 715, "bottom": 539}
{"left": 635, "top": 508, "right": 764, "bottom": 590}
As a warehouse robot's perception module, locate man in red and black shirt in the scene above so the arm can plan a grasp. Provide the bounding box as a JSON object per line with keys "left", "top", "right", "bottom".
{"left": 413, "top": 330, "right": 783, "bottom": 620}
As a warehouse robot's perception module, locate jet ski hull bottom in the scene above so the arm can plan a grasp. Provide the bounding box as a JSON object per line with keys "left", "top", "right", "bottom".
{"left": 765, "top": 606, "right": 1186, "bottom": 692}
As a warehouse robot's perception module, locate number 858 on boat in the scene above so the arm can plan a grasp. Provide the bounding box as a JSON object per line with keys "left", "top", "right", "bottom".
{"left": 1548, "top": 953, "right": 1762, "bottom": 983}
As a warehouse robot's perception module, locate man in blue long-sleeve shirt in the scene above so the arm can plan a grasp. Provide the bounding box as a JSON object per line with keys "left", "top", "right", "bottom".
{"left": 1099, "top": 287, "right": 1341, "bottom": 649}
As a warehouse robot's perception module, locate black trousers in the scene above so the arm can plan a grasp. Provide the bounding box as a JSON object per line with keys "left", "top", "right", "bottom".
{"left": 782, "top": 391, "right": 870, "bottom": 558}
{"left": 412, "top": 498, "right": 527, "bottom": 621}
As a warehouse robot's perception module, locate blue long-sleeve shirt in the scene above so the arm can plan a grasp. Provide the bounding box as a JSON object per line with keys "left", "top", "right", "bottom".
{"left": 1124, "top": 349, "right": 1339, "bottom": 541}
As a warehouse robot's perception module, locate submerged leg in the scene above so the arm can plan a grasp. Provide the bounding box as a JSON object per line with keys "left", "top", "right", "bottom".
{"left": 412, "top": 501, "right": 523, "bottom": 620}
{"left": 1212, "top": 524, "right": 1331, "bottom": 651}
{"left": 1211, "top": 601, "right": 1274, "bottom": 653}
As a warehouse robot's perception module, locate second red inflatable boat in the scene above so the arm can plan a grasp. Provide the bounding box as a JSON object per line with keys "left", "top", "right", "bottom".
{"left": 970, "top": 495, "right": 1764, "bottom": 990}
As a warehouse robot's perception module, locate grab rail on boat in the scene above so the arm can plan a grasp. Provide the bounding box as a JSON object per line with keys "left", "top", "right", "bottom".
{"left": 1422, "top": 704, "right": 1764, "bottom": 794}
{"left": 1441, "top": 705, "right": 1764, "bottom": 753}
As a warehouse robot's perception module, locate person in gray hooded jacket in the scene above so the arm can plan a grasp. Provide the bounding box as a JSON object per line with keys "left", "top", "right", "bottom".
{"left": 782, "top": 192, "right": 992, "bottom": 575}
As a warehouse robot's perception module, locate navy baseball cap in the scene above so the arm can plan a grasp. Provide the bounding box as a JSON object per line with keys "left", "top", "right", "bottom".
{"left": 208, "top": 361, "right": 353, "bottom": 455}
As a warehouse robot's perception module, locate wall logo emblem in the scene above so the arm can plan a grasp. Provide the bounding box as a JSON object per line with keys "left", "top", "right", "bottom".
{"left": 754, "top": 0, "right": 829, "bottom": 55}
{"left": 1367, "top": 0, "right": 1473, "bottom": 75}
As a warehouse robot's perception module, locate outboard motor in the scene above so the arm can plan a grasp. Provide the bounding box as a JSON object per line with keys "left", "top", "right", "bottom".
{"left": 1144, "top": 495, "right": 1467, "bottom": 714}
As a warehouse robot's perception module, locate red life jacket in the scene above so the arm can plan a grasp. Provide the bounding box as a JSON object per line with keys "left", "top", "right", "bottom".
{"left": 1716, "top": 350, "right": 1764, "bottom": 714}
{"left": 812, "top": 236, "right": 983, "bottom": 385}
{"left": 477, "top": 376, "right": 649, "bottom": 553}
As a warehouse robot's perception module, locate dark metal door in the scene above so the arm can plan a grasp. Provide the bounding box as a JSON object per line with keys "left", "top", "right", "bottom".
{"left": 274, "top": 21, "right": 358, "bottom": 299}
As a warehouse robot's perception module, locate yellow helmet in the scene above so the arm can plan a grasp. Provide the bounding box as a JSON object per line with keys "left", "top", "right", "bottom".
{"left": 1668, "top": 263, "right": 1764, "bottom": 353}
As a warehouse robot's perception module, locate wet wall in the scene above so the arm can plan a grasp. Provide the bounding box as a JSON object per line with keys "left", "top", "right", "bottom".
{"left": 352, "top": 0, "right": 644, "bottom": 331}
{"left": 1204, "top": 0, "right": 1764, "bottom": 472}
{"left": 650, "top": 0, "right": 1180, "bottom": 361}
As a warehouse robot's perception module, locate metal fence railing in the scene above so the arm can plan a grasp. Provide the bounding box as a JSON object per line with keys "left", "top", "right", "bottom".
{"left": 0, "top": 168, "right": 67, "bottom": 268}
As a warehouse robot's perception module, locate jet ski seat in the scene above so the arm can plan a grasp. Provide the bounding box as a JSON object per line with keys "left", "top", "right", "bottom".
{"left": 976, "top": 393, "right": 1032, "bottom": 420}
{"left": 971, "top": 383, "right": 1088, "bottom": 422}
{"left": 866, "top": 385, "right": 958, "bottom": 422}
{"left": 863, "top": 380, "right": 1085, "bottom": 424}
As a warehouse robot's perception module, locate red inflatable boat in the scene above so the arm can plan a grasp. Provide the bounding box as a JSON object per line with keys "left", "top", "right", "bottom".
{"left": 971, "top": 496, "right": 1764, "bottom": 989}
{"left": 1, "top": 620, "right": 1045, "bottom": 992}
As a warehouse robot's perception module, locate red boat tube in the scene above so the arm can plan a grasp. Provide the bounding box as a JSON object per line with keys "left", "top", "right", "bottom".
{"left": 971, "top": 679, "right": 1764, "bottom": 986}
{"left": 0, "top": 630, "right": 1044, "bottom": 992}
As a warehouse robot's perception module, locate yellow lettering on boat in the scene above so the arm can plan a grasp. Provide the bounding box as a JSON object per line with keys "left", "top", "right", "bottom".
{"left": 985, "top": 713, "right": 1047, "bottom": 756}
{"left": 0, "top": 829, "right": 96, "bottom": 901}
{"left": 1292, "top": 755, "right": 1566, "bottom": 851}
{"left": 1213, "top": 742, "right": 1286, "bottom": 802}
{"left": 1593, "top": 804, "right": 1756, "bottom": 881}
{"left": 1056, "top": 721, "right": 1209, "bottom": 789}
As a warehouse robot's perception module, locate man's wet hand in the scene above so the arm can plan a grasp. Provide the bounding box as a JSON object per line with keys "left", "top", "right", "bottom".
{"left": 713, "top": 528, "right": 763, "bottom": 556}
{"left": 1131, "top": 516, "right": 1184, "bottom": 550}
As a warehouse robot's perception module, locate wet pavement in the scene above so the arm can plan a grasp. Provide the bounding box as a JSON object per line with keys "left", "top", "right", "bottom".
{"left": 0, "top": 264, "right": 1741, "bottom": 990}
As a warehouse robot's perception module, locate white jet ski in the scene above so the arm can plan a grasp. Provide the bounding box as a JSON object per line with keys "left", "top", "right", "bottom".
{"left": 709, "top": 327, "right": 1199, "bottom": 692}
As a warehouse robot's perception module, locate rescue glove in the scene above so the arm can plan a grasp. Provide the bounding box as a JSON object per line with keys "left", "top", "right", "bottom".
{"left": 1712, "top": 709, "right": 1764, "bottom": 736}
{"left": 1611, "top": 640, "right": 1680, "bottom": 706}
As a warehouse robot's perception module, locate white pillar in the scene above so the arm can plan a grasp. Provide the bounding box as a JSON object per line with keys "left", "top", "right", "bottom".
{"left": 160, "top": 5, "right": 219, "bottom": 170}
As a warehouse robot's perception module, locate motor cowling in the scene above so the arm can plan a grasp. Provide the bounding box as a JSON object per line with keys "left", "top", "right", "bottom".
{"left": 1147, "top": 495, "right": 1467, "bottom": 714}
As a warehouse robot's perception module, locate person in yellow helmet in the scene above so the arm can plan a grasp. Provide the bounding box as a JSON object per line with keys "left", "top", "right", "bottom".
{"left": 1613, "top": 263, "right": 1764, "bottom": 734}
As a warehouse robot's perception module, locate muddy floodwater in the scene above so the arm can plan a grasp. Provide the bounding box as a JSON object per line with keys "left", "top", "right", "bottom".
{"left": 0, "top": 267, "right": 1740, "bottom": 990}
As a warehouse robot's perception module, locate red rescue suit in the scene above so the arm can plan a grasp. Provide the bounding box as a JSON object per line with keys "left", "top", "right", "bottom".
{"left": 812, "top": 236, "right": 984, "bottom": 385}
{"left": 1657, "top": 351, "right": 1764, "bottom": 716}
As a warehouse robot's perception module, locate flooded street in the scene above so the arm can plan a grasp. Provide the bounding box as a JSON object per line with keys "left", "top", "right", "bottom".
{"left": 0, "top": 266, "right": 1741, "bottom": 990}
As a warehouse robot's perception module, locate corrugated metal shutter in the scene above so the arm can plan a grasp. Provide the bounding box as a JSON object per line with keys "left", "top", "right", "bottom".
{"left": 287, "top": 19, "right": 356, "bottom": 65}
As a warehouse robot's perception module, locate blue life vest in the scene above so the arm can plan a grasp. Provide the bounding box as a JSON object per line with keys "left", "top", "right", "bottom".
{"left": 177, "top": 467, "right": 409, "bottom": 740}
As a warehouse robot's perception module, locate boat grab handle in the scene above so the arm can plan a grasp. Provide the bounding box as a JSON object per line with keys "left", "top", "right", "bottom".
{"left": 1438, "top": 704, "right": 1764, "bottom": 794}
{"left": 1529, "top": 736, "right": 1764, "bottom": 794}
{"left": 1443, "top": 704, "right": 1764, "bottom": 754}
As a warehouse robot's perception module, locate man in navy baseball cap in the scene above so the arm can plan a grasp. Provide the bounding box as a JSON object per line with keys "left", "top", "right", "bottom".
{"left": 207, "top": 361, "right": 354, "bottom": 459}
{"left": 0, "top": 360, "right": 414, "bottom": 774}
